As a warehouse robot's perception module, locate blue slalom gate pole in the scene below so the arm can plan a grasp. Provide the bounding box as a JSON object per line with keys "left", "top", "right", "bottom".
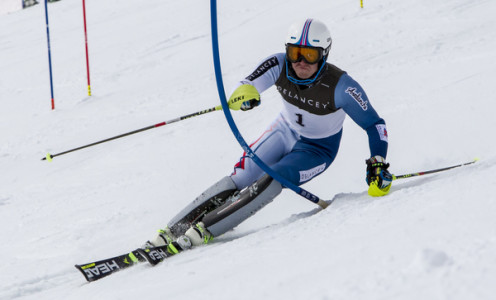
{"left": 44, "top": 0, "right": 55, "bottom": 110}
{"left": 209, "top": 0, "right": 329, "bottom": 209}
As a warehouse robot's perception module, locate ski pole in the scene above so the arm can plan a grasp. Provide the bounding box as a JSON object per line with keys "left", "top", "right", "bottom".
{"left": 42, "top": 105, "right": 223, "bottom": 161}
{"left": 393, "top": 159, "right": 478, "bottom": 180}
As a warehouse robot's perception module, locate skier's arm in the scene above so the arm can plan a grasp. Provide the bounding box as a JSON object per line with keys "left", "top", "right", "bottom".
{"left": 335, "top": 74, "right": 392, "bottom": 196}
{"left": 227, "top": 53, "right": 285, "bottom": 111}
{"left": 334, "top": 74, "right": 388, "bottom": 158}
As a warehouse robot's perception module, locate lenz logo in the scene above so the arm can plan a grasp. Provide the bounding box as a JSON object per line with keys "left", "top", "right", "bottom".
{"left": 83, "top": 260, "right": 120, "bottom": 278}
{"left": 345, "top": 87, "right": 368, "bottom": 111}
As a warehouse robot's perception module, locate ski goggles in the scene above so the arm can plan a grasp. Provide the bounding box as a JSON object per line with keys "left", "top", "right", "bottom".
{"left": 286, "top": 44, "right": 323, "bottom": 64}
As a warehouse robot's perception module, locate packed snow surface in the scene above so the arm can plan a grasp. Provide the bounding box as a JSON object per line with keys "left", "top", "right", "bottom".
{"left": 1, "top": 0, "right": 495, "bottom": 299}
{"left": 0, "top": 0, "right": 23, "bottom": 16}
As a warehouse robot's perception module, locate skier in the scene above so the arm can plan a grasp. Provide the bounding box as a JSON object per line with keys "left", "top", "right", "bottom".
{"left": 144, "top": 18, "right": 392, "bottom": 253}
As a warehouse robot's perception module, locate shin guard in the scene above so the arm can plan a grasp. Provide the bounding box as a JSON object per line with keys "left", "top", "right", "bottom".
{"left": 202, "top": 174, "right": 282, "bottom": 237}
{"left": 167, "top": 176, "right": 237, "bottom": 237}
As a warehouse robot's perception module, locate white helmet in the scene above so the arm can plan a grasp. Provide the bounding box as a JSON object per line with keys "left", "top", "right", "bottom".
{"left": 285, "top": 18, "right": 332, "bottom": 60}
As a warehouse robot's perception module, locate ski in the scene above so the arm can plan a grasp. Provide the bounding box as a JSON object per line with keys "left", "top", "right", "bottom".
{"left": 136, "top": 245, "right": 173, "bottom": 266}
{"left": 75, "top": 245, "right": 171, "bottom": 282}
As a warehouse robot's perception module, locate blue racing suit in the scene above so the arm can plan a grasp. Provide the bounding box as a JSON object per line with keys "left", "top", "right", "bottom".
{"left": 231, "top": 53, "right": 388, "bottom": 189}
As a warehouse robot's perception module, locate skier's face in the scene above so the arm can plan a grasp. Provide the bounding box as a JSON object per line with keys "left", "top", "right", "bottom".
{"left": 291, "top": 60, "right": 318, "bottom": 79}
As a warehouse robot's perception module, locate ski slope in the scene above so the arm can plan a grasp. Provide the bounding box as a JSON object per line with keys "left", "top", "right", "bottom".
{"left": 1, "top": 0, "right": 495, "bottom": 299}
{"left": 0, "top": 0, "right": 23, "bottom": 16}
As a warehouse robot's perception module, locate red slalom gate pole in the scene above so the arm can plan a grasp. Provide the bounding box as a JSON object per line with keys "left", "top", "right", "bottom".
{"left": 82, "top": 0, "right": 91, "bottom": 96}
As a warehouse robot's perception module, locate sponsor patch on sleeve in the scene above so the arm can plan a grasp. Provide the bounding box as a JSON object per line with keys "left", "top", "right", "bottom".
{"left": 245, "top": 56, "right": 279, "bottom": 81}
{"left": 345, "top": 87, "right": 368, "bottom": 111}
{"left": 376, "top": 124, "right": 388, "bottom": 142}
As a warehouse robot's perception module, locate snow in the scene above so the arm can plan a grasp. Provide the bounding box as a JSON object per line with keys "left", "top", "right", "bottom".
{"left": 0, "top": 0, "right": 23, "bottom": 16}
{"left": 1, "top": 0, "right": 495, "bottom": 299}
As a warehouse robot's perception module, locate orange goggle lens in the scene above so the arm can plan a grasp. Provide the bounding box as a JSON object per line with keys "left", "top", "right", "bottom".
{"left": 286, "top": 45, "right": 322, "bottom": 64}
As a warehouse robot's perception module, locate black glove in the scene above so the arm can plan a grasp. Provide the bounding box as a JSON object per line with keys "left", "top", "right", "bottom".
{"left": 366, "top": 156, "right": 393, "bottom": 196}
{"left": 240, "top": 98, "right": 261, "bottom": 111}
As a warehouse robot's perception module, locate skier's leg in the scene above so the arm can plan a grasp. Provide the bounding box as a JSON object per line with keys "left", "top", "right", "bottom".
{"left": 230, "top": 115, "right": 299, "bottom": 189}
{"left": 178, "top": 117, "right": 298, "bottom": 244}
{"left": 270, "top": 131, "right": 342, "bottom": 186}
{"left": 164, "top": 115, "right": 296, "bottom": 238}
{"left": 145, "top": 176, "right": 237, "bottom": 248}
{"left": 167, "top": 176, "right": 237, "bottom": 237}
{"left": 184, "top": 173, "right": 281, "bottom": 246}
{"left": 181, "top": 131, "right": 343, "bottom": 246}
{"left": 145, "top": 117, "right": 297, "bottom": 250}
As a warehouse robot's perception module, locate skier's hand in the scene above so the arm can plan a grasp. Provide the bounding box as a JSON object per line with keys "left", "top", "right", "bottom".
{"left": 228, "top": 84, "right": 260, "bottom": 111}
{"left": 366, "top": 155, "right": 392, "bottom": 197}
